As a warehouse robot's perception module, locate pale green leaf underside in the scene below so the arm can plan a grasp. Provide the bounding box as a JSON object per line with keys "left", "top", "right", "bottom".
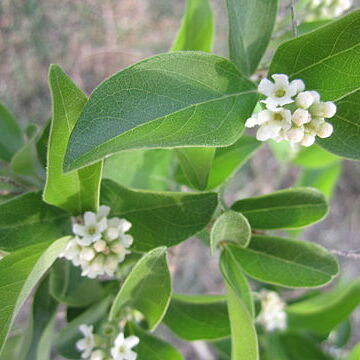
{"left": 227, "top": 235, "right": 338, "bottom": 288}
{"left": 100, "top": 179, "right": 217, "bottom": 251}
{"left": 0, "top": 237, "right": 69, "bottom": 356}
{"left": 44, "top": 65, "right": 102, "bottom": 214}
{"left": 232, "top": 187, "right": 328, "bottom": 229}
{"left": 64, "top": 52, "right": 257, "bottom": 171}
{"left": 109, "top": 247, "right": 171, "bottom": 330}
{"left": 210, "top": 211, "right": 251, "bottom": 254}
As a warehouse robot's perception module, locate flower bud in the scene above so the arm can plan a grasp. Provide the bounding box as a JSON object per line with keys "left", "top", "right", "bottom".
{"left": 104, "top": 255, "right": 119, "bottom": 275}
{"left": 286, "top": 127, "right": 304, "bottom": 143}
{"left": 80, "top": 247, "right": 96, "bottom": 262}
{"left": 317, "top": 122, "right": 334, "bottom": 138}
{"left": 90, "top": 254, "right": 105, "bottom": 273}
{"left": 110, "top": 242, "right": 126, "bottom": 255}
{"left": 120, "top": 234, "right": 134, "bottom": 248}
{"left": 291, "top": 79, "right": 305, "bottom": 93}
{"left": 295, "top": 91, "right": 314, "bottom": 109}
{"left": 301, "top": 134, "right": 316, "bottom": 147}
{"left": 310, "top": 101, "right": 336, "bottom": 118}
{"left": 93, "top": 239, "right": 107, "bottom": 252}
{"left": 90, "top": 349, "right": 106, "bottom": 360}
{"left": 105, "top": 227, "right": 119, "bottom": 241}
{"left": 292, "top": 108, "right": 311, "bottom": 126}
{"left": 309, "top": 91, "right": 321, "bottom": 103}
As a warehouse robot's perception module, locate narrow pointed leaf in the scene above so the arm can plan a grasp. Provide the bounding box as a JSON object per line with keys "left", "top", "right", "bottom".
{"left": 64, "top": 52, "right": 257, "bottom": 171}
{"left": 163, "top": 294, "right": 230, "bottom": 340}
{"left": 232, "top": 187, "right": 328, "bottom": 229}
{"left": 226, "top": 235, "right": 339, "bottom": 288}
{"left": 269, "top": 10, "right": 360, "bottom": 159}
{"left": 0, "top": 192, "right": 70, "bottom": 251}
{"left": 0, "top": 237, "right": 69, "bottom": 355}
{"left": 171, "top": 0, "right": 214, "bottom": 52}
{"left": 101, "top": 179, "right": 217, "bottom": 251}
{"left": 44, "top": 65, "right": 102, "bottom": 214}
{"left": 210, "top": 211, "right": 251, "bottom": 254}
{"left": 225, "top": 283, "right": 259, "bottom": 360}
{"left": 0, "top": 103, "right": 24, "bottom": 162}
{"left": 109, "top": 247, "right": 171, "bottom": 330}
{"left": 287, "top": 279, "right": 360, "bottom": 334}
{"left": 226, "top": 0, "right": 278, "bottom": 75}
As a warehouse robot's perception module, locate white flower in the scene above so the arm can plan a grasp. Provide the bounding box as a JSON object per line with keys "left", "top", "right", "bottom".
{"left": 82, "top": 254, "right": 106, "bottom": 279}
{"left": 310, "top": 101, "right": 337, "bottom": 118}
{"left": 301, "top": 133, "right": 316, "bottom": 147}
{"left": 258, "top": 74, "right": 304, "bottom": 110}
{"left": 111, "top": 333, "right": 139, "bottom": 360}
{"left": 97, "top": 205, "right": 111, "bottom": 220}
{"left": 292, "top": 108, "right": 311, "bottom": 126}
{"left": 93, "top": 239, "right": 108, "bottom": 252}
{"left": 257, "top": 291, "right": 287, "bottom": 332}
{"left": 76, "top": 324, "right": 95, "bottom": 359}
{"left": 255, "top": 108, "right": 292, "bottom": 141}
{"left": 90, "top": 350, "right": 105, "bottom": 360}
{"left": 296, "top": 91, "right": 315, "bottom": 109}
{"left": 286, "top": 127, "right": 305, "bottom": 143}
{"left": 73, "top": 212, "right": 107, "bottom": 246}
{"left": 317, "top": 122, "right": 334, "bottom": 138}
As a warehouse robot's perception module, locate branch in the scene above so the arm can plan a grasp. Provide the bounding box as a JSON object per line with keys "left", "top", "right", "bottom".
{"left": 290, "top": 0, "right": 298, "bottom": 37}
{"left": 331, "top": 249, "right": 360, "bottom": 260}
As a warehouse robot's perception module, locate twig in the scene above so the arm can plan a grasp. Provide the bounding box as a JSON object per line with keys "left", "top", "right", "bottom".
{"left": 331, "top": 249, "right": 360, "bottom": 260}
{"left": 290, "top": 0, "right": 298, "bottom": 37}
{"left": 0, "top": 176, "right": 28, "bottom": 190}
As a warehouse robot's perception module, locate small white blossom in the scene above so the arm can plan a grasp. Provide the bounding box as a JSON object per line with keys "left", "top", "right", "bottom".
{"left": 258, "top": 74, "right": 304, "bottom": 110}
{"left": 296, "top": 91, "right": 315, "bottom": 109}
{"left": 286, "top": 127, "right": 305, "bottom": 144}
{"left": 301, "top": 133, "right": 316, "bottom": 147}
{"left": 111, "top": 333, "right": 139, "bottom": 360}
{"left": 292, "top": 108, "right": 311, "bottom": 126}
{"left": 90, "top": 349, "right": 105, "bottom": 360}
{"left": 73, "top": 212, "right": 107, "bottom": 246}
{"left": 76, "top": 324, "right": 95, "bottom": 359}
{"left": 305, "top": 0, "right": 352, "bottom": 20}
{"left": 59, "top": 237, "right": 82, "bottom": 266}
{"left": 257, "top": 291, "right": 287, "bottom": 332}
{"left": 318, "top": 122, "right": 334, "bottom": 138}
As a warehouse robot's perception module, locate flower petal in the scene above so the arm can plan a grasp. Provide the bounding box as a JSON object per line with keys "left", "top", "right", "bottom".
{"left": 125, "top": 335, "right": 140, "bottom": 349}
{"left": 84, "top": 211, "right": 97, "bottom": 225}
{"left": 258, "top": 78, "right": 274, "bottom": 96}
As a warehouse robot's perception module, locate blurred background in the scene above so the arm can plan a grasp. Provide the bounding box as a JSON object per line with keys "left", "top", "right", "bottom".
{"left": 1, "top": 0, "right": 359, "bottom": 358}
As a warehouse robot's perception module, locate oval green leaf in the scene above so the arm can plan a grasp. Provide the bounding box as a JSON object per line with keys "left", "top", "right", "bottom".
{"left": 100, "top": 179, "right": 217, "bottom": 251}
{"left": 109, "top": 247, "right": 171, "bottom": 330}
{"left": 163, "top": 294, "right": 230, "bottom": 341}
{"left": 0, "top": 192, "right": 70, "bottom": 251}
{"left": 64, "top": 52, "right": 257, "bottom": 171}
{"left": 210, "top": 211, "right": 251, "bottom": 254}
{"left": 232, "top": 187, "right": 328, "bottom": 230}
{"left": 226, "top": 235, "right": 339, "bottom": 288}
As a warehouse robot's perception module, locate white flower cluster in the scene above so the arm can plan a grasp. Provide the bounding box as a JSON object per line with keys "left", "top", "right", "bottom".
{"left": 245, "top": 74, "right": 336, "bottom": 147}
{"left": 305, "top": 0, "right": 352, "bottom": 20}
{"left": 76, "top": 324, "right": 139, "bottom": 360}
{"left": 257, "top": 290, "right": 287, "bottom": 332}
{"left": 60, "top": 206, "right": 133, "bottom": 279}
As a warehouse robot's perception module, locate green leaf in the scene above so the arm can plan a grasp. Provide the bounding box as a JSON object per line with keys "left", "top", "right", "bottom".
{"left": 24, "top": 277, "right": 58, "bottom": 360}
{"left": 109, "top": 247, "right": 171, "bottom": 330}
{"left": 101, "top": 179, "right": 217, "bottom": 251}
{"left": 0, "top": 191, "right": 70, "bottom": 251}
{"left": 163, "top": 294, "right": 230, "bottom": 340}
{"left": 0, "top": 103, "right": 24, "bottom": 162}
{"left": 220, "top": 248, "right": 254, "bottom": 316}
{"left": 36, "top": 120, "right": 51, "bottom": 168}
{"left": 210, "top": 211, "right": 251, "bottom": 254}
{"left": 232, "top": 187, "right": 328, "bottom": 229}
{"left": 171, "top": 0, "right": 214, "bottom": 52}
{"left": 264, "top": 332, "right": 333, "bottom": 360}
{"left": 347, "top": 343, "right": 360, "bottom": 360}
{"left": 226, "top": 0, "right": 278, "bottom": 75}
{"left": 176, "top": 135, "right": 261, "bottom": 190}
{"left": 292, "top": 144, "right": 340, "bottom": 169}
{"left": 225, "top": 283, "right": 259, "bottom": 360}
{"left": 287, "top": 279, "right": 360, "bottom": 334}
{"left": 44, "top": 65, "right": 102, "bottom": 214}
{"left": 64, "top": 52, "right": 257, "bottom": 171}
{"left": 269, "top": 10, "right": 360, "bottom": 159}
{"left": 128, "top": 322, "right": 183, "bottom": 360}
{"left": 49, "top": 260, "right": 105, "bottom": 307}
{"left": 296, "top": 163, "right": 341, "bottom": 200}
{"left": 0, "top": 237, "right": 69, "bottom": 355}
{"left": 212, "top": 338, "right": 231, "bottom": 360}
{"left": 103, "top": 149, "right": 174, "bottom": 190}
{"left": 56, "top": 296, "right": 112, "bottom": 359}
{"left": 176, "top": 147, "right": 215, "bottom": 190}
{"left": 226, "top": 236, "right": 339, "bottom": 288}
{"left": 10, "top": 129, "right": 44, "bottom": 187}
